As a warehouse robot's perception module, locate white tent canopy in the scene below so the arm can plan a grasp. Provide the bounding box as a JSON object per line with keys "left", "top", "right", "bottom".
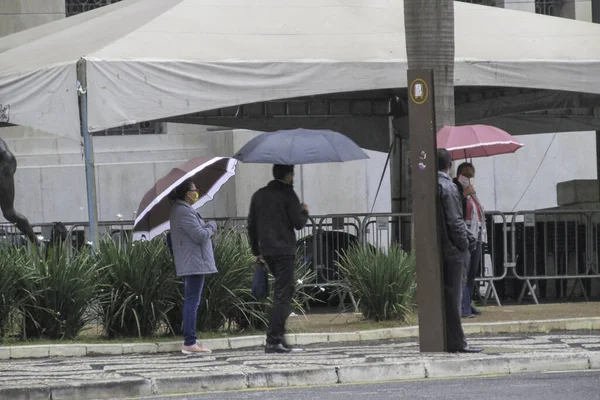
{"left": 1, "top": 0, "right": 600, "bottom": 140}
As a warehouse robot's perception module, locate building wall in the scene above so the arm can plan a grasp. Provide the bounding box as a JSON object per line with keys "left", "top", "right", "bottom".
{"left": 1, "top": 0, "right": 595, "bottom": 229}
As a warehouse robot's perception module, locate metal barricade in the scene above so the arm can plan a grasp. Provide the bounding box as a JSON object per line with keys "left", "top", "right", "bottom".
{"left": 473, "top": 211, "right": 510, "bottom": 307}
{"left": 361, "top": 213, "right": 413, "bottom": 252}
{"left": 510, "top": 210, "right": 600, "bottom": 304}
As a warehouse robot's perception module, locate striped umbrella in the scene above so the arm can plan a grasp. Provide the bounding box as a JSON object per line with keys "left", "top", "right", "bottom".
{"left": 133, "top": 157, "right": 237, "bottom": 240}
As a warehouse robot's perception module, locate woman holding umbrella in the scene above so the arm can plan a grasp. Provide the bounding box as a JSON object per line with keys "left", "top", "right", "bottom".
{"left": 169, "top": 179, "right": 218, "bottom": 355}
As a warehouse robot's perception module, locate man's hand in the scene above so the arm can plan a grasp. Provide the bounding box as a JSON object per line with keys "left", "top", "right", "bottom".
{"left": 255, "top": 256, "right": 265, "bottom": 264}
{"left": 301, "top": 203, "right": 310, "bottom": 214}
{"left": 463, "top": 185, "right": 475, "bottom": 197}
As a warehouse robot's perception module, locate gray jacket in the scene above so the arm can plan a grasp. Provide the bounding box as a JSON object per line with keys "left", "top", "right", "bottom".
{"left": 438, "top": 172, "right": 470, "bottom": 258}
{"left": 169, "top": 200, "right": 218, "bottom": 277}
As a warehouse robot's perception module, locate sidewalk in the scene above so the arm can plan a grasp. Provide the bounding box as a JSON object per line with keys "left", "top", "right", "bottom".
{"left": 1, "top": 322, "right": 599, "bottom": 400}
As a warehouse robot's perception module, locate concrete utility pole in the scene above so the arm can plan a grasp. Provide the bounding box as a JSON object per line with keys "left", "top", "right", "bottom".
{"left": 404, "top": 0, "right": 456, "bottom": 352}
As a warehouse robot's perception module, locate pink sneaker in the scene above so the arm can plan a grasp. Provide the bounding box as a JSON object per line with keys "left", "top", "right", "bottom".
{"left": 182, "top": 344, "right": 212, "bottom": 355}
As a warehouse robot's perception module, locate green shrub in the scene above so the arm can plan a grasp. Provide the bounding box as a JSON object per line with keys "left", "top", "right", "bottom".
{"left": 338, "top": 245, "right": 416, "bottom": 321}
{"left": 96, "top": 236, "right": 180, "bottom": 338}
{"left": 0, "top": 245, "right": 34, "bottom": 340}
{"left": 166, "top": 229, "right": 314, "bottom": 335}
{"left": 22, "top": 243, "right": 98, "bottom": 340}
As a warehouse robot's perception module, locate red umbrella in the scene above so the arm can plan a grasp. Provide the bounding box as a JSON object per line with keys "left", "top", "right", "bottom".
{"left": 437, "top": 125, "right": 524, "bottom": 160}
{"left": 132, "top": 157, "right": 237, "bottom": 240}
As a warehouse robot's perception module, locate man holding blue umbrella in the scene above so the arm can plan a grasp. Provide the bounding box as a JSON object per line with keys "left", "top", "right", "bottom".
{"left": 247, "top": 164, "right": 309, "bottom": 354}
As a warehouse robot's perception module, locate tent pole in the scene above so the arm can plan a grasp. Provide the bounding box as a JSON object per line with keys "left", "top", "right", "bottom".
{"left": 76, "top": 59, "right": 100, "bottom": 249}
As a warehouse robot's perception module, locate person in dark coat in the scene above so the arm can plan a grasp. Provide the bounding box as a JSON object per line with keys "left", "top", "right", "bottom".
{"left": 169, "top": 179, "right": 218, "bottom": 355}
{"left": 437, "top": 149, "right": 482, "bottom": 353}
{"left": 248, "top": 164, "right": 309, "bottom": 354}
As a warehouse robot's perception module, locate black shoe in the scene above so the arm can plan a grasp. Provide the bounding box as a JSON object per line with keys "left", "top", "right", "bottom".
{"left": 265, "top": 343, "right": 292, "bottom": 354}
{"left": 451, "top": 346, "right": 483, "bottom": 354}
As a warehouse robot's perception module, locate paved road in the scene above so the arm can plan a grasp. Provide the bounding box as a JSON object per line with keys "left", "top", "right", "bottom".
{"left": 129, "top": 370, "right": 600, "bottom": 400}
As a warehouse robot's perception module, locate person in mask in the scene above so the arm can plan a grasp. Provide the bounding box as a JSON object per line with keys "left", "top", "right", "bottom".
{"left": 455, "top": 163, "right": 487, "bottom": 318}
{"left": 248, "top": 164, "right": 309, "bottom": 354}
{"left": 169, "top": 179, "right": 218, "bottom": 355}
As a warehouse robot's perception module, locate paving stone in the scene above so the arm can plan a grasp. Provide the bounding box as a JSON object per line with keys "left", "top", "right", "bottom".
{"left": 247, "top": 367, "right": 338, "bottom": 388}
{"left": 48, "top": 345, "right": 87, "bottom": 358}
{"left": 425, "top": 356, "right": 510, "bottom": 378}
{"left": 328, "top": 332, "right": 361, "bottom": 343}
{"left": 50, "top": 378, "right": 152, "bottom": 400}
{"left": 157, "top": 341, "right": 181, "bottom": 353}
{"left": 152, "top": 372, "right": 247, "bottom": 394}
{"left": 359, "top": 329, "right": 393, "bottom": 341}
{"left": 10, "top": 346, "right": 50, "bottom": 359}
{"left": 122, "top": 343, "right": 158, "bottom": 355}
{"left": 338, "top": 361, "right": 426, "bottom": 383}
{"left": 229, "top": 335, "right": 265, "bottom": 349}
{"left": 0, "top": 385, "right": 51, "bottom": 400}
{"left": 0, "top": 347, "right": 10, "bottom": 360}
{"left": 565, "top": 319, "right": 593, "bottom": 331}
{"left": 86, "top": 344, "right": 123, "bottom": 356}
{"left": 509, "top": 352, "right": 590, "bottom": 374}
{"left": 201, "top": 338, "right": 230, "bottom": 351}
{"left": 294, "top": 333, "right": 329, "bottom": 346}
{"left": 389, "top": 327, "right": 418, "bottom": 339}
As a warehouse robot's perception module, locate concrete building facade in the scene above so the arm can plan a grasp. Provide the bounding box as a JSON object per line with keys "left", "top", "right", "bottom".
{"left": 0, "top": 0, "right": 596, "bottom": 229}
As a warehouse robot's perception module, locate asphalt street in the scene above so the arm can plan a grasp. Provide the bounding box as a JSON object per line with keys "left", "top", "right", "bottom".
{"left": 127, "top": 370, "right": 600, "bottom": 400}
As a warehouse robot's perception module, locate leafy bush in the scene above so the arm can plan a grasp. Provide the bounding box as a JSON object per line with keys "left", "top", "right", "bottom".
{"left": 338, "top": 245, "right": 416, "bottom": 321}
{"left": 96, "top": 236, "right": 180, "bottom": 338}
{"left": 0, "top": 245, "right": 34, "bottom": 340}
{"left": 166, "top": 229, "right": 314, "bottom": 334}
{"left": 22, "top": 243, "right": 98, "bottom": 339}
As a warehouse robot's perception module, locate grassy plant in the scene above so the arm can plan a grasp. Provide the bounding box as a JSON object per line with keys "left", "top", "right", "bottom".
{"left": 22, "top": 243, "right": 98, "bottom": 340}
{"left": 338, "top": 245, "right": 416, "bottom": 321}
{"left": 197, "top": 229, "right": 268, "bottom": 332}
{"left": 96, "top": 236, "right": 180, "bottom": 338}
{"left": 0, "top": 245, "right": 34, "bottom": 340}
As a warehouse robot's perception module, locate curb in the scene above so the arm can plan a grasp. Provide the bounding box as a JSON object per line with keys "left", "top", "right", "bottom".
{"left": 0, "top": 317, "right": 598, "bottom": 360}
{"left": 1, "top": 351, "right": 598, "bottom": 400}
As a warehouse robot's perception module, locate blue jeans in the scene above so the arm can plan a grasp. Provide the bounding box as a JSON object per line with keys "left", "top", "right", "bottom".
{"left": 183, "top": 274, "right": 206, "bottom": 346}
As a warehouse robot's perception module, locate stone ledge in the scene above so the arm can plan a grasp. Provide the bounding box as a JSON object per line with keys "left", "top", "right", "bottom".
{"left": 50, "top": 378, "right": 152, "bottom": 400}
{"left": 0, "top": 317, "right": 598, "bottom": 359}
{"left": 152, "top": 372, "right": 247, "bottom": 395}
{"left": 508, "top": 352, "right": 591, "bottom": 374}
{"left": 247, "top": 367, "right": 338, "bottom": 388}
{"left": 337, "top": 362, "right": 426, "bottom": 383}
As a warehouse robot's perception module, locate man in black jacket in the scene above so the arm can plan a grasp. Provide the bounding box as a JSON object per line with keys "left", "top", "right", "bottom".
{"left": 438, "top": 149, "right": 482, "bottom": 353}
{"left": 248, "top": 164, "right": 309, "bottom": 353}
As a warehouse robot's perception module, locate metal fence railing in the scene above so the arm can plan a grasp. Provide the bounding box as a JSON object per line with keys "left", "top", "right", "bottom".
{"left": 5, "top": 208, "right": 600, "bottom": 306}
{"left": 509, "top": 210, "right": 600, "bottom": 304}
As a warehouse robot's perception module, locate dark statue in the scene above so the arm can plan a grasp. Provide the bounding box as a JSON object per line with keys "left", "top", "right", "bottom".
{"left": 0, "top": 137, "right": 38, "bottom": 243}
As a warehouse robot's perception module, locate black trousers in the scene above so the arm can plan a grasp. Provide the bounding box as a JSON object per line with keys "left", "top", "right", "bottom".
{"left": 263, "top": 254, "right": 295, "bottom": 345}
{"left": 443, "top": 252, "right": 468, "bottom": 351}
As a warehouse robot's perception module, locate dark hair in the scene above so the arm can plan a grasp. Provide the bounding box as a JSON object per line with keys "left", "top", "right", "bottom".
{"left": 169, "top": 179, "right": 194, "bottom": 201}
{"left": 437, "top": 149, "right": 452, "bottom": 172}
{"left": 272, "top": 164, "right": 294, "bottom": 180}
{"left": 457, "top": 162, "right": 475, "bottom": 176}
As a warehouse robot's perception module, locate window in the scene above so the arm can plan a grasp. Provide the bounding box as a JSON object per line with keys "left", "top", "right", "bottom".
{"left": 535, "top": 0, "right": 563, "bottom": 16}
{"left": 456, "top": 0, "right": 499, "bottom": 6}
{"left": 92, "top": 121, "right": 164, "bottom": 136}
{"left": 66, "top": 0, "right": 123, "bottom": 17}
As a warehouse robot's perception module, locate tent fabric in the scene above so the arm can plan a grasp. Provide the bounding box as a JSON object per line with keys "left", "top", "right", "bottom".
{"left": 1, "top": 0, "right": 600, "bottom": 140}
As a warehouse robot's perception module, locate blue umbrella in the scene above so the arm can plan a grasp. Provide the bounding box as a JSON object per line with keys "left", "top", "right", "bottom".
{"left": 233, "top": 128, "right": 369, "bottom": 164}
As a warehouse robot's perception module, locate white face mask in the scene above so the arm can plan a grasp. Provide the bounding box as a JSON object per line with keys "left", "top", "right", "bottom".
{"left": 458, "top": 175, "right": 470, "bottom": 188}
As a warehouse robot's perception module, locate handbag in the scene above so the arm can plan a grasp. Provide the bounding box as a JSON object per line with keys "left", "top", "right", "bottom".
{"left": 251, "top": 263, "right": 269, "bottom": 301}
